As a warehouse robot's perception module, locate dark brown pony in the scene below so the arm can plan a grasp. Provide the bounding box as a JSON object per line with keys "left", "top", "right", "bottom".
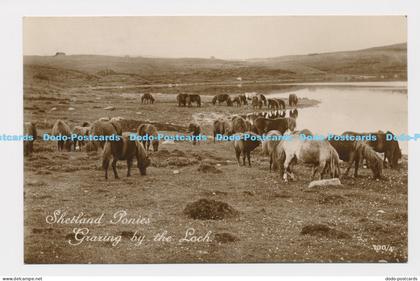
{"left": 267, "top": 99, "right": 280, "bottom": 109}
{"left": 342, "top": 131, "right": 401, "bottom": 169}
{"left": 141, "top": 93, "right": 155, "bottom": 104}
{"left": 212, "top": 94, "right": 229, "bottom": 105}
{"left": 233, "top": 132, "right": 261, "bottom": 166}
{"left": 177, "top": 93, "right": 188, "bottom": 107}
{"left": 371, "top": 131, "right": 402, "bottom": 169}
{"left": 289, "top": 94, "right": 298, "bottom": 106}
{"left": 188, "top": 123, "right": 201, "bottom": 145}
{"left": 254, "top": 117, "right": 296, "bottom": 135}
{"left": 239, "top": 94, "right": 247, "bottom": 105}
{"left": 232, "top": 96, "right": 242, "bottom": 107}
{"left": 186, "top": 94, "right": 201, "bottom": 107}
{"left": 329, "top": 132, "right": 384, "bottom": 179}
{"left": 102, "top": 133, "right": 151, "bottom": 179}
{"left": 275, "top": 98, "right": 286, "bottom": 109}
{"left": 328, "top": 134, "right": 361, "bottom": 177}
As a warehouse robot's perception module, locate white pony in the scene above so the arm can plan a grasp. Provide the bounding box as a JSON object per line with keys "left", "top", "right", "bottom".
{"left": 280, "top": 130, "right": 341, "bottom": 182}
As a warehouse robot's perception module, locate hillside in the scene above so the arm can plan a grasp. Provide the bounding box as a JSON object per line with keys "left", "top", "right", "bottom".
{"left": 23, "top": 43, "right": 407, "bottom": 85}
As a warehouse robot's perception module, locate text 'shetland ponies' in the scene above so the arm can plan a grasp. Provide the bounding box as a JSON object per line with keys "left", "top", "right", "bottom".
{"left": 45, "top": 209, "right": 212, "bottom": 247}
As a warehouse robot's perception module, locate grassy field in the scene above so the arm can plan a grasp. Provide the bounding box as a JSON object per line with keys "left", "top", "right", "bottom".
{"left": 23, "top": 80, "right": 408, "bottom": 263}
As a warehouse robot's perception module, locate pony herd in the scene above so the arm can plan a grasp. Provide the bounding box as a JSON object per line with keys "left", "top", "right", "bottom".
{"left": 217, "top": 111, "right": 402, "bottom": 182}
{"left": 24, "top": 91, "right": 402, "bottom": 184}
{"left": 141, "top": 92, "right": 298, "bottom": 112}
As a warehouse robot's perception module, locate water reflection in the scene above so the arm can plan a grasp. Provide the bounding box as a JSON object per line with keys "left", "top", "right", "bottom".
{"left": 268, "top": 83, "right": 408, "bottom": 153}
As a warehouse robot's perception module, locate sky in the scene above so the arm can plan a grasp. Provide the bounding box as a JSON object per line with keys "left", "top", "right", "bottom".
{"left": 23, "top": 16, "right": 407, "bottom": 59}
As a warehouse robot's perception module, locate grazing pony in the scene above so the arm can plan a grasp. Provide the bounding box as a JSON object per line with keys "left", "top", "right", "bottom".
{"left": 188, "top": 123, "right": 201, "bottom": 145}
{"left": 51, "top": 120, "right": 73, "bottom": 151}
{"left": 232, "top": 96, "right": 242, "bottom": 107}
{"left": 231, "top": 115, "right": 248, "bottom": 134}
{"left": 239, "top": 94, "right": 248, "bottom": 105}
{"left": 342, "top": 131, "right": 401, "bottom": 170}
{"left": 369, "top": 131, "right": 401, "bottom": 169}
{"left": 177, "top": 93, "right": 188, "bottom": 107}
{"left": 258, "top": 94, "right": 267, "bottom": 106}
{"left": 137, "top": 124, "right": 159, "bottom": 152}
{"left": 254, "top": 117, "right": 296, "bottom": 135}
{"left": 73, "top": 125, "right": 91, "bottom": 151}
{"left": 328, "top": 135, "right": 360, "bottom": 177}
{"left": 267, "top": 99, "right": 280, "bottom": 109}
{"left": 102, "top": 133, "right": 151, "bottom": 180}
{"left": 213, "top": 119, "right": 231, "bottom": 143}
{"left": 276, "top": 99, "right": 286, "bottom": 109}
{"left": 90, "top": 120, "right": 123, "bottom": 150}
{"left": 141, "top": 93, "right": 155, "bottom": 104}
{"left": 281, "top": 132, "right": 340, "bottom": 181}
{"left": 233, "top": 133, "right": 261, "bottom": 167}
{"left": 212, "top": 94, "right": 230, "bottom": 105}
{"left": 186, "top": 94, "right": 201, "bottom": 107}
{"left": 354, "top": 141, "right": 383, "bottom": 180}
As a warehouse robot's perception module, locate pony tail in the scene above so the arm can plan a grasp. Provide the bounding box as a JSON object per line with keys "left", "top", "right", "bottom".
{"left": 329, "top": 147, "right": 339, "bottom": 178}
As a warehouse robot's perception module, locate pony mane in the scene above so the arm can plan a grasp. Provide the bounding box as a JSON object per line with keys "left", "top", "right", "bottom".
{"left": 355, "top": 141, "right": 383, "bottom": 179}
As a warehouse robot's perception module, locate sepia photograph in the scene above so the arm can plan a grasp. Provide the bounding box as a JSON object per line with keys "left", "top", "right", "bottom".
{"left": 22, "top": 16, "right": 407, "bottom": 264}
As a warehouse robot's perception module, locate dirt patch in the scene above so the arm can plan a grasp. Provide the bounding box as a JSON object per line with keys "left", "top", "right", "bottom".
{"left": 166, "top": 157, "right": 198, "bottom": 167}
{"left": 214, "top": 232, "right": 240, "bottom": 244}
{"left": 318, "top": 194, "right": 347, "bottom": 205}
{"left": 183, "top": 198, "right": 239, "bottom": 220}
{"left": 273, "top": 191, "right": 293, "bottom": 198}
{"left": 121, "top": 231, "right": 135, "bottom": 239}
{"left": 197, "top": 163, "right": 222, "bottom": 174}
{"left": 201, "top": 190, "right": 228, "bottom": 197}
{"left": 300, "top": 224, "right": 351, "bottom": 239}
{"left": 153, "top": 149, "right": 171, "bottom": 157}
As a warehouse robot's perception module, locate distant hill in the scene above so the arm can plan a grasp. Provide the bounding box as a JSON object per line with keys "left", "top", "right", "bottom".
{"left": 23, "top": 42, "right": 407, "bottom": 85}
{"left": 248, "top": 43, "right": 407, "bottom": 78}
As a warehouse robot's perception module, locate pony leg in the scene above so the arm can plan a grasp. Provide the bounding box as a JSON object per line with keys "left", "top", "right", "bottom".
{"left": 383, "top": 152, "right": 389, "bottom": 168}
{"left": 311, "top": 166, "right": 318, "bottom": 180}
{"left": 126, "top": 159, "right": 133, "bottom": 177}
{"left": 283, "top": 155, "right": 293, "bottom": 182}
{"left": 102, "top": 157, "right": 110, "bottom": 180}
{"left": 112, "top": 159, "right": 119, "bottom": 179}
{"left": 317, "top": 160, "right": 327, "bottom": 180}
{"left": 235, "top": 149, "right": 241, "bottom": 166}
{"left": 344, "top": 152, "right": 355, "bottom": 177}
{"left": 242, "top": 153, "right": 246, "bottom": 166}
{"left": 247, "top": 152, "right": 251, "bottom": 167}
